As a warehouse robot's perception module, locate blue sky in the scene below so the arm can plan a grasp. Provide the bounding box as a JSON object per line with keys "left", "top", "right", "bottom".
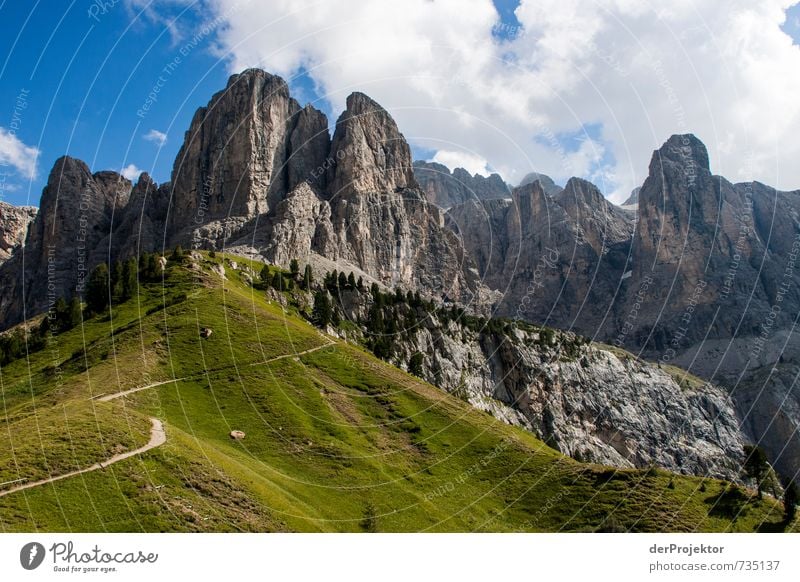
{"left": 0, "top": 1, "right": 229, "bottom": 206}
{"left": 0, "top": 0, "right": 526, "bottom": 207}
{"left": 1, "top": 1, "right": 799, "bottom": 207}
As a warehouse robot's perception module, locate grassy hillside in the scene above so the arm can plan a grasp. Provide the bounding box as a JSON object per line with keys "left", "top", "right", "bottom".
{"left": 0, "top": 252, "right": 791, "bottom": 532}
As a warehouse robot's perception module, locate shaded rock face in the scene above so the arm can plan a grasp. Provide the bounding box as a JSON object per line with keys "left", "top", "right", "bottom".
{"left": 448, "top": 177, "right": 633, "bottom": 327}
{"left": 209, "top": 81, "right": 477, "bottom": 302}
{"left": 94, "top": 173, "right": 171, "bottom": 263}
{"left": 0, "top": 201, "right": 36, "bottom": 264}
{"left": 319, "top": 92, "right": 475, "bottom": 299}
{"left": 0, "top": 157, "right": 132, "bottom": 325}
{"left": 413, "top": 161, "right": 510, "bottom": 208}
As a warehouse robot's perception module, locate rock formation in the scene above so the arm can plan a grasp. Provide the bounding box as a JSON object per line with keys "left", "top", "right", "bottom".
{"left": 0, "top": 201, "right": 36, "bottom": 264}
{"left": 332, "top": 285, "right": 745, "bottom": 481}
{"left": 413, "top": 161, "right": 510, "bottom": 208}
{"left": 518, "top": 171, "right": 564, "bottom": 197}
{"left": 0, "top": 157, "right": 131, "bottom": 325}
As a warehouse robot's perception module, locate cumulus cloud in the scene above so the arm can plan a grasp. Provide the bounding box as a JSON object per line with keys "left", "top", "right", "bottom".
{"left": 121, "top": 163, "right": 143, "bottom": 181}
{"left": 432, "top": 151, "right": 492, "bottom": 177}
{"left": 0, "top": 127, "right": 40, "bottom": 180}
{"left": 144, "top": 129, "right": 168, "bottom": 146}
{"left": 192, "top": 0, "right": 800, "bottom": 201}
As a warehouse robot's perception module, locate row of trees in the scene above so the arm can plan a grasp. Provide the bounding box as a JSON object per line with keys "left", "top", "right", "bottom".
{"left": 1, "top": 250, "right": 167, "bottom": 366}
{"left": 260, "top": 259, "right": 314, "bottom": 292}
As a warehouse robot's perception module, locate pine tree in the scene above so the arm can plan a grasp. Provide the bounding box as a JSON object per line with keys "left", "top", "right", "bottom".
{"left": 409, "top": 352, "right": 424, "bottom": 377}
{"left": 743, "top": 445, "right": 770, "bottom": 499}
{"left": 122, "top": 257, "right": 138, "bottom": 300}
{"left": 303, "top": 264, "right": 313, "bottom": 290}
{"left": 357, "top": 276, "right": 364, "bottom": 291}
{"left": 338, "top": 271, "right": 348, "bottom": 290}
{"left": 68, "top": 296, "right": 83, "bottom": 328}
{"left": 54, "top": 297, "right": 69, "bottom": 331}
{"left": 171, "top": 244, "right": 184, "bottom": 262}
{"left": 86, "top": 263, "right": 110, "bottom": 314}
{"left": 271, "top": 271, "right": 284, "bottom": 291}
{"left": 145, "top": 254, "right": 158, "bottom": 281}
{"left": 347, "top": 272, "right": 356, "bottom": 289}
{"left": 312, "top": 291, "right": 332, "bottom": 327}
{"left": 111, "top": 261, "right": 124, "bottom": 305}
{"left": 785, "top": 481, "right": 798, "bottom": 524}
{"left": 290, "top": 258, "right": 300, "bottom": 278}
{"left": 260, "top": 264, "right": 271, "bottom": 283}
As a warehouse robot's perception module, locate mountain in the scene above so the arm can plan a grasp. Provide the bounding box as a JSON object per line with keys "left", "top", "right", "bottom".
{"left": 0, "top": 69, "right": 478, "bottom": 330}
{"left": 1, "top": 69, "right": 798, "bottom": 498}
{"left": 413, "top": 161, "right": 510, "bottom": 208}
{"left": 518, "top": 171, "right": 564, "bottom": 197}
{"left": 0, "top": 253, "right": 786, "bottom": 531}
{"left": 0, "top": 201, "right": 36, "bottom": 264}
{"left": 0, "top": 158, "right": 132, "bottom": 325}
{"left": 447, "top": 177, "right": 633, "bottom": 329}
{"left": 622, "top": 187, "right": 640, "bottom": 207}
{"left": 447, "top": 134, "right": 800, "bottom": 479}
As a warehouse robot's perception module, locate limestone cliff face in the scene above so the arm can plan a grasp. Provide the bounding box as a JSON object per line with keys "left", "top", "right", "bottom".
{"left": 413, "top": 161, "right": 510, "bottom": 208}
{"left": 100, "top": 173, "right": 170, "bottom": 261}
{"left": 333, "top": 288, "right": 745, "bottom": 481}
{"left": 425, "top": 328, "right": 745, "bottom": 481}
{"left": 0, "top": 201, "right": 36, "bottom": 264}
{"left": 0, "top": 157, "right": 131, "bottom": 325}
{"left": 167, "top": 72, "right": 476, "bottom": 302}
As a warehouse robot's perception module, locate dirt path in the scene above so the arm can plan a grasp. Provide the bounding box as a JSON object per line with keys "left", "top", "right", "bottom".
{"left": 98, "top": 338, "right": 335, "bottom": 403}
{"left": 0, "top": 337, "right": 334, "bottom": 498}
{"left": 0, "top": 418, "right": 166, "bottom": 498}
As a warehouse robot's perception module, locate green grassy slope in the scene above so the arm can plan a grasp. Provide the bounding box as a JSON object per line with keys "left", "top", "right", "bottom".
{"left": 0, "top": 253, "right": 791, "bottom": 532}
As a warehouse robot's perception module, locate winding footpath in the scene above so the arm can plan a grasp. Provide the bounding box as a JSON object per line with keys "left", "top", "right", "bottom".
{"left": 0, "top": 337, "right": 334, "bottom": 498}
{"left": 98, "top": 337, "right": 334, "bottom": 402}
{"left": 0, "top": 418, "right": 165, "bottom": 498}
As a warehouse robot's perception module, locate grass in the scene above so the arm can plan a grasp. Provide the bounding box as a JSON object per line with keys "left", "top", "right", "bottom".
{"left": 0, "top": 252, "right": 789, "bottom": 532}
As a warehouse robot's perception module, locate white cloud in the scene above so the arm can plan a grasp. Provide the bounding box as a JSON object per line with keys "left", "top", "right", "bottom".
{"left": 121, "top": 164, "right": 143, "bottom": 181}
{"left": 432, "top": 150, "right": 492, "bottom": 177}
{"left": 0, "top": 127, "right": 40, "bottom": 180}
{"left": 144, "top": 129, "right": 168, "bottom": 146}
{"left": 192, "top": 0, "right": 800, "bottom": 199}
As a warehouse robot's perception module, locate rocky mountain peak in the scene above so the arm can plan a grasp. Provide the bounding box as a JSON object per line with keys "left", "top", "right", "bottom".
{"left": 413, "top": 161, "right": 510, "bottom": 208}
{"left": 511, "top": 178, "right": 550, "bottom": 222}
{"left": 558, "top": 177, "right": 607, "bottom": 209}
{"left": 168, "top": 68, "right": 310, "bottom": 241}
{"left": 328, "top": 92, "right": 417, "bottom": 197}
{"left": 518, "top": 171, "right": 563, "bottom": 197}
